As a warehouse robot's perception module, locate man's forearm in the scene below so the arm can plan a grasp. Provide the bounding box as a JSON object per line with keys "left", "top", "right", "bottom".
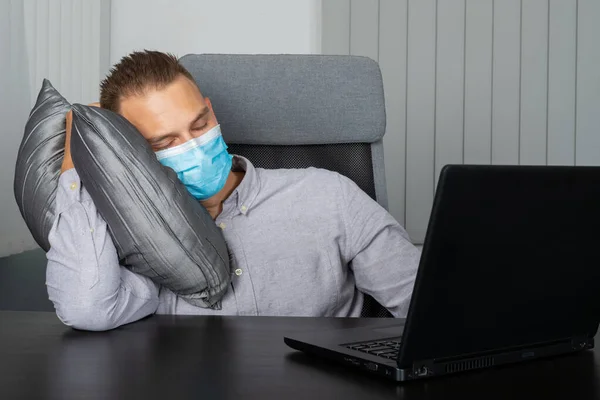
{"left": 338, "top": 173, "right": 419, "bottom": 318}
{"left": 46, "top": 169, "right": 160, "bottom": 330}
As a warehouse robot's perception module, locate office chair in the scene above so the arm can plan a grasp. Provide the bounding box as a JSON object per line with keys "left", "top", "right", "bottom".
{"left": 180, "top": 54, "right": 393, "bottom": 318}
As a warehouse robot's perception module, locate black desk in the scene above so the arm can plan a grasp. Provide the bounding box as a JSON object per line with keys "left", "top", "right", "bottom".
{"left": 0, "top": 311, "right": 598, "bottom": 399}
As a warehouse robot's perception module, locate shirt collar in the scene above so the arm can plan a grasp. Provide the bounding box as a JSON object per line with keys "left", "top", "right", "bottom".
{"left": 222, "top": 155, "right": 260, "bottom": 217}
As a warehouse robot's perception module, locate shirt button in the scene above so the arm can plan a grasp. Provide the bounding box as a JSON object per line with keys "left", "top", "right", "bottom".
{"left": 219, "top": 223, "right": 226, "bottom": 230}
{"left": 240, "top": 205, "right": 247, "bottom": 212}
{"left": 70, "top": 182, "right": 78, "bottom": 190}
{"left": 234, "top": 268, "right": 243, "bottom": 276}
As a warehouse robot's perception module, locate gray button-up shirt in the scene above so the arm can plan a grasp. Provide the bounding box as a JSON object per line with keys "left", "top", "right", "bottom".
{"left": 46, "top": 156, "right": 420, "bottom": 330}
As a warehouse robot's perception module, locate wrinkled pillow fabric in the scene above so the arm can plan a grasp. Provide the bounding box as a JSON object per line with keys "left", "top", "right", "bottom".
{"left": 14, "top": 79, "right": 70, "bottom": 251}
{"left": 70, "top": 104, "right": 231, "bottom": 307}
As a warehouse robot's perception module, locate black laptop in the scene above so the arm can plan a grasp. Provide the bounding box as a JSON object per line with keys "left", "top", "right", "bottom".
{"left": 284, "top": 165, "right": 600, "bottom": 381}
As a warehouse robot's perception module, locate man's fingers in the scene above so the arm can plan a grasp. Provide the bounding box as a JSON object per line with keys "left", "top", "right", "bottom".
{"left": 65, "top": 110, "right": 73, "bottom": 136}
{"left": 61, "top": 109, "right": 75, "bottom": 173}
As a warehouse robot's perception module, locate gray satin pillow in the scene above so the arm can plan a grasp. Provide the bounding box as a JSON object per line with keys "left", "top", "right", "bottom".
{"left": 14, "top": 80, "right": 230, "bottom": 307}
{"left": 70, "top": 104, "right": 230, "bottom": 307}
{"left": 14, "top": 79, "right": 70, "bottom": 251}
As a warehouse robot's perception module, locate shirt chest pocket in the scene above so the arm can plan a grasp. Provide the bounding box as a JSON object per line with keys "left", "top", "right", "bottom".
{"left": 252, "top": 250, "right": 339, "bottom": 316}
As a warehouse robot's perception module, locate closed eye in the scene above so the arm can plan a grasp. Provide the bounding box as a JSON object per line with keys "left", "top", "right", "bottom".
{"left": 154, "top": 139, "right": 176, "bottom": 151}
{"left": 192, "top": 122, "right": 208, "bottom": 132}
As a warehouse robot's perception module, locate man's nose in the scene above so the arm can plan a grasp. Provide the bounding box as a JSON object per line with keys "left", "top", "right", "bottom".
{"left": 180, "top": 131, "right": 195, "bottom": 142}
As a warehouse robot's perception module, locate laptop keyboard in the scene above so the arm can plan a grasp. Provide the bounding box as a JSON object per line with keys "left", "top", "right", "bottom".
{"left": 345, "top": 337, "right": 402, "bottom": 360}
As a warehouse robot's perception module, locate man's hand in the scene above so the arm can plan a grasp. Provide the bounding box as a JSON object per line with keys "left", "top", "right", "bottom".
{"left": 61, "top": 102, "right": 100, "bottom": 173}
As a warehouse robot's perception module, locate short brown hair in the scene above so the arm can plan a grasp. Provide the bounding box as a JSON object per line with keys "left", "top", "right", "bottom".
{"left": 100, "top": 50, "right": 195, "bottom": 112}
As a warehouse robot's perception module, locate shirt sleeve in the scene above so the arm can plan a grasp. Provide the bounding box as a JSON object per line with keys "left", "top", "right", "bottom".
{"left": 337, "top": 174, "right": 420, "bottom": 318}
{"left": 46, "top": 169, "right": 160, "bottom": 331}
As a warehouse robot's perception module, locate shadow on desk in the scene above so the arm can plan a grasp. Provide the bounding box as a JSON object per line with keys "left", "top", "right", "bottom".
{"left": 47, "top": 317, "right": 237, "bottom": 400}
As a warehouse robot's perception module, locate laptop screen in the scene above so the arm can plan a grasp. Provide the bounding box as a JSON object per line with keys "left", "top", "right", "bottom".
{"left": 399, "top": 165, "right": 600, "bottom": 367}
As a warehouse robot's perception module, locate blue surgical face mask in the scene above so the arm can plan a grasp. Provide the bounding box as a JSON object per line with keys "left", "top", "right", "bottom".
{"left": 155, "top": 124, "right": 232, "bottom": 200}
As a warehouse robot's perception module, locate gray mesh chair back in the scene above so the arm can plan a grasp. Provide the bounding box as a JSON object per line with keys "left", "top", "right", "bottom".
{"left": 180, "top": 54, "right": 392, "bottom": 318}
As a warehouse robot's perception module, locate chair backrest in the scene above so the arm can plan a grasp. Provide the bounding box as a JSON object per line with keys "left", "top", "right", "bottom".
{"left": 180, "top": 54, "right": 392, "bottom": 318}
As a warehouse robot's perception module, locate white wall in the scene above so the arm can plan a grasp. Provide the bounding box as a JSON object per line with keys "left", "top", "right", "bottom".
{"left": 323, "top": 0, "right": 600, "bottom": 243}
{"left": 110, "top": 0, "right": 322, "bottom": 64}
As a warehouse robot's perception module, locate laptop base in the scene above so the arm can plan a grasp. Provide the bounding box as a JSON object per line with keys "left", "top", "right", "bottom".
{"left": 285, "top": 329, "right": 594, "bottom": 382}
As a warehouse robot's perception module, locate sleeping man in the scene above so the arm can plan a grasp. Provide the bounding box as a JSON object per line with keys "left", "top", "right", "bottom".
{"left": 47, "top": 50, "right": 420, "bottom": 330}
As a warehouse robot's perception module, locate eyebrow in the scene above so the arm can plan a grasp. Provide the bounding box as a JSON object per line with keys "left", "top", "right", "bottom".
{"left": 149, "top": 106, "right": 210, "bottom": 144}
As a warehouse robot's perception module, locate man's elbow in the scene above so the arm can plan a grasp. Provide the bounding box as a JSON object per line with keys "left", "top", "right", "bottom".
{"left": 54, "top": 303, "right": 120, "bottom": 331}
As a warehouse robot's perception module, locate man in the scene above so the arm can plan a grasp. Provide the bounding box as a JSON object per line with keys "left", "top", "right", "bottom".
{"left": 46, "top": 50, "right": 420, "bottom": 331}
